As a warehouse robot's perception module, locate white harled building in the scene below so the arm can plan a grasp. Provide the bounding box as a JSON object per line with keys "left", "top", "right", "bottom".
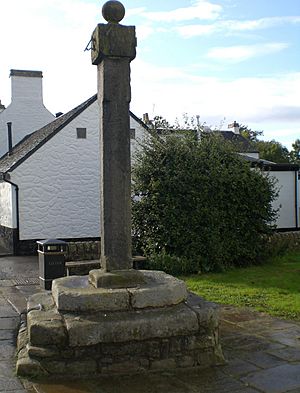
{"left": 0, "top": 69, "right": 55, "bottom": 157}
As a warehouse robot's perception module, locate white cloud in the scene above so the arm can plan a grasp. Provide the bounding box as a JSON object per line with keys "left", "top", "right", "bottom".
{"left": 142, "top": 0, "right": 222, "bottom": 22}
{"left": 136, "top": 25, "right": 155, "bottom": 41}
{"left": 177, "top": 24, "right": 217, "bottom": 37}
{"left": 126, "top": 7, "right": 147, "bottom": 18}
{"left": 206, "top": 43, "right": 289, "bottom": 63}
{"left": 131, "top": 59, "right": 300, "bottom": 147}
{"left": 176, "top": 16, "right": 300, "bottom": 38}
{"left": 230, "top": 16, "right": 300, "bottom": 31}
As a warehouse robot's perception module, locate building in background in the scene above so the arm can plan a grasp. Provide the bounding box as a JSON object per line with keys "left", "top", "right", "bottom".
{"left": 0, "top": 70, "right": 55, "bottom": 157}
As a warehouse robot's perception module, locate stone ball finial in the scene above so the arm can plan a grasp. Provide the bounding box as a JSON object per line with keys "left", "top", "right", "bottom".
{"left": 102, "top": 1, "right": 125, "bottom": 23}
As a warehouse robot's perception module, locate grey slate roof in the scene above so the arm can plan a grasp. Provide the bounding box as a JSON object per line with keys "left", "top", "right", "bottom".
{"left": 216, "top": 130, "right": 258, "bottom": 153}
{"left": 0, "top": 94, "right": 97, "bottom": 174}
{"left": 0, "top": 95, "right": 149, "bottom": 174}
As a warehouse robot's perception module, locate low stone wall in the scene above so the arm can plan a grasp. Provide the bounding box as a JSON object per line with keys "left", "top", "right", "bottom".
{"left": 66, "top": 241, "right": 100, "bottom": 261}
{"left": 267, "top": 231, "right": 300, "bottom": 255}
{"left": 14, "top": 238, "right": 100, "bottom": 260}
{"left": 15, "top": 231, "right": 300, "bottom": 261}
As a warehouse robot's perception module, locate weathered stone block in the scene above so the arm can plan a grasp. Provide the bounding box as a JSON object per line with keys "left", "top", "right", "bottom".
{"left": 91, "top": 23, "right": 136, "bottom": 65}
{"left": 27, "top": 345, "right": 59, "bottom": 359}
{"left": 16, "top": 355, "right": 48, "bottom": 378}
{"left": 101, "top": 360, "right": 142, "bottom": 375}
{"left": 17, "top": 328, "right": 28, "bottom": 353}
{"left": 128, "top": 270, "right": 187, "bottom": 309}
{"left": 150, "top": 358, "right": 177, "bottom": 370}
{"left": 27, "top": 292, "right": 55, "bottom": 312}
{"left": 52, "top": 275, "right": 130, "bottom": 312}
{"left": 89, "top": 268, "right": 146, "bottom": 289}
{"left": 65, "top": 303, "right": 199, "bottom": 347}
{"left": 65, "top": 360, "right": 97, "bottom": 376}
{"left": 176, "top": 355, "right": 195, "bottom": 368}
{"left": 40, "top": 360, "right": 66, "bottom": 375}
{"left": 27, "top": 310, "right": 67, "bottom": 347}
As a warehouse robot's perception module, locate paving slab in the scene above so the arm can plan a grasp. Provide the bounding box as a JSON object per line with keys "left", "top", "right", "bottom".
{"left": 0, "top": 376, "right": 24, "bottom": 391}
{"left": 241, "top": 351, "right": 286, "bottom": 369}
{"left": 0, "top": 360, "right": 18, "bottom": 378}
{"left": 0, "top": 341, "right": 16, "bottom": 359}
{"left": 267, "top": 347, "right": 300, "bottom": 362}
{"left": 221, "top": 358, "right": 260, "bottom": 376}
{"left": 242, "top": 363, "right": 300, "bottom": 393}
{"left": 0, "top": 330, "right": 15, "bottom": 340}
{"left": 174, "top": 367, "right": 251, "bottom": 392}
{"left": 0, "top": 304, "right": 19, "bottom": 317}
{"left": 0, "top": 317, "right": 19, "bottom": 330}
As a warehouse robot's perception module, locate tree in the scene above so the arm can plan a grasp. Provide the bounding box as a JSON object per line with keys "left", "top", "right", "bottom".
{"left": 240, "top": 125, "right": 290, "bottom": 163}
{"left": 290, "top": 139, "right": 300, "bottom": 164}
{"left": 132, "top": 133, "right": 278, "bottom": 274}
{"left": 151, "top": 115, "right": 174, "bottom": 132}
{"left": 240, "top": 125, "right": 263, "bottom": 142}
{"left": 256, "top": 140, "right": 290, "bottom": 163}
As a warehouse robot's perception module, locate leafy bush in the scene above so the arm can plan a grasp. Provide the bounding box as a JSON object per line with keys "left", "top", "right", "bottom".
{"left": 132, "top": 133, "right": 278, "bottom": 273}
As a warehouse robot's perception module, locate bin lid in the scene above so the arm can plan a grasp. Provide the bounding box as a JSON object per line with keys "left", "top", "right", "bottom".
{"left": 36, "top": 239, "right": 68, "bottom": 246}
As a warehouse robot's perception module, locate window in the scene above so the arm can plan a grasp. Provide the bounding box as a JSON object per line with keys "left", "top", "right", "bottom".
{"left": 77, "top": 128, "right": 87, "bottom": 139}
{"left": 130, "top": 128, "right": 136, "bottom": 139}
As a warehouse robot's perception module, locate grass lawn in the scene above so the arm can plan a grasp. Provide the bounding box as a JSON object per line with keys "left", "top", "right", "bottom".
{"left": 182, "top": 252, "right": 300, "bottom": 320}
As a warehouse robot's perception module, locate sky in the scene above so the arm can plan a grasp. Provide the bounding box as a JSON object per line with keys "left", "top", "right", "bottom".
{"left": 0, "top": 0, "right": 299, "bottom": 148}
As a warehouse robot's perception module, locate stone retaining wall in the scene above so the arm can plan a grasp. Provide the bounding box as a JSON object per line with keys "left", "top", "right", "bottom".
{"left": 266, "top": 231, "right": 300, "bottom": 255}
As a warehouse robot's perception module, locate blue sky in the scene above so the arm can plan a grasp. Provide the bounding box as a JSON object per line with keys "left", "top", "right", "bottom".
{"left": 0, "top": 0, "right": 299, "bottom": 147}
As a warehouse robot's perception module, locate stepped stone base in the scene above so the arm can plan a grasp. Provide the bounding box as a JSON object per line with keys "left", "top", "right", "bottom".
{"left": 16, "top": 270, "right": 224, "bottom": 379}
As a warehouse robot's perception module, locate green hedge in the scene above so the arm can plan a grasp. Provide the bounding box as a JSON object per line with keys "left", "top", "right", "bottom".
{"left": 132, "top": 133, "right": 278, "bottom": 274}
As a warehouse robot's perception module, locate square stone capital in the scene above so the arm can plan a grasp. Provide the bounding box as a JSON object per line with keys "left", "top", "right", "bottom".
{"left": 91, "top": 23, "right": 136, "bottom": 65}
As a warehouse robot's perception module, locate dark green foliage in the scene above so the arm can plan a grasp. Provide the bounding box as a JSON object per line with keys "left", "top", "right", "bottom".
{"left": 290, "top": 138, "right": 300, "bottom": 164}
{"left": 256, "top": 140, "right": 290, "bottom": 163}
{"left": 132, "top": 133, "right": 278, "bottom": 274}
{"left": 240, "top": 125, "right": 290, "bottom": 163}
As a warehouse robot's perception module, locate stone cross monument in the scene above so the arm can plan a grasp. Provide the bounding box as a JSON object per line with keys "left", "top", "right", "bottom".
{"left": 91, "top": 0, "right": 136, "bottom": 273}
{"left": 16, "top": 1, "right": 224, "bottom": 378}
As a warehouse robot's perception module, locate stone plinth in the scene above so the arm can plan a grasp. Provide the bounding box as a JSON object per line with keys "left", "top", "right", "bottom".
{"left": 16, "top": 272, "right": 224, "bottom": 379}
{"left": 52, "top": 270, "right": 187, "bottom": 312}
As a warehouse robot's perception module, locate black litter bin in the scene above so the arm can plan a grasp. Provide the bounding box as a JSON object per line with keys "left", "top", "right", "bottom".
{"left": 37, "top": 239, "right": 67, "bottom": 290}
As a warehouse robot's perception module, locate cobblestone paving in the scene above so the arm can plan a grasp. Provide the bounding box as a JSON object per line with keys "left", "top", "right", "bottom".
{"left": 1, "top": 255, "right": 300, "bottom": 392}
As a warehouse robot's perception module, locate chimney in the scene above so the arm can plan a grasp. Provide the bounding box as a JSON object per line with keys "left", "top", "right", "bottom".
{"left": 143, "top": 113, "right": 150, "bottom": 125}
{"left": 0, "top": 100, "right": 5, "bottom": 113}
{"left": 10, "top": 69, "right": 44, "bottom": 103}
{"left": 228, "top": 121, "right": 240, "bottom": 135}
{"left": 0, "top": 69, "right": 55, "bottom": 157}
{"left": 7, "top": 122, "right": 13, "bottom": 155}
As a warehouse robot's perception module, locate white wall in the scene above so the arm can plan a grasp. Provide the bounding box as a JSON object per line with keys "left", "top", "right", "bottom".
{"left": 0, "top": 74, "right": 55, "bottom": 157}
{"left": 11, "top": 102, "right": 148, "bottom": 240}
{"left": 270, "top": 171, "right": 298, "bottom": 229}
{"left": 0, "top": 182, "right": 17, "bottom": 228}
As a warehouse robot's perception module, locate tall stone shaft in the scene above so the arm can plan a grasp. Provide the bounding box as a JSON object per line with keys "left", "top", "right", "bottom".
{"left": 91, "top": 8, "right": 137, "bottom": 272}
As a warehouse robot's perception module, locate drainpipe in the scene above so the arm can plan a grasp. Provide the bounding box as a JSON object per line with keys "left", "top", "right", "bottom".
{"left": 295, "top": 170, "right": 299, "bottom": 229}
{"left": 1, "top": 174, "right": 19, "bottom": 255}
{"left": 7, "top": 122, "right": 13, "bottom": 155}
